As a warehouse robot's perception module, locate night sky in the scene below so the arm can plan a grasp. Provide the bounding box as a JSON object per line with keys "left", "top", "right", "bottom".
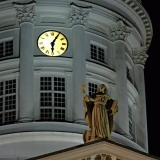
{"left": 142, "top": 1, "right": 160, "bottom": 158}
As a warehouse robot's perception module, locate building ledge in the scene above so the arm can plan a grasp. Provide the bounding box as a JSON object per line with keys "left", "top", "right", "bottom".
{"left": 27, "top": 138, "right": 159, "bottom": 160}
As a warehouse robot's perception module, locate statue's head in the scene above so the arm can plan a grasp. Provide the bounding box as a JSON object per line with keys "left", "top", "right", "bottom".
{"left": 97, "top": 84, "right": 107, "bottom": 93}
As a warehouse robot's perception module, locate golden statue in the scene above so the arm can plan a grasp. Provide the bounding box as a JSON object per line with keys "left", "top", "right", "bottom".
{"left": 81, "top": 84, "right": 118, "bottom": 143}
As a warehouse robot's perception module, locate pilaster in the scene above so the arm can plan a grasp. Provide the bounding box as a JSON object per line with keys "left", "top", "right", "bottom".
{"left": 13, "top": 1, "right": 36, "bottom": 122}
{"left": 112, "top": 20, "right": 132, "bottom": 137}
{"left": 133, "top": 46, "right": 148, "bottom": 151}
{"left": 69, "top": 3, "right": 92, "bottom": 123}
{"left": 65, "top": 71, "right": 73, "bottom": 121}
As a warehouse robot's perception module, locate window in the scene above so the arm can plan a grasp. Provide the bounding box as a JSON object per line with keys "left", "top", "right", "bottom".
{"left": 41, "top": 109, "right": 52, "bottom": 120}
{"left": 0, "top": 40, "right": 13, "bottom": 58}
{"left": 0, "top": 79, "right": 17, "bottom": 124}
{"left": 88, "top": 82, "right": 98, "bottom": 96}
{"left": 128, "top": 106, "right": 133, "bottom": 138}
{"left": 90, "top": 44, "right": 105, "bottom": 62}
{"left": 40, "top": 77, "right": 65, "bottom": 121}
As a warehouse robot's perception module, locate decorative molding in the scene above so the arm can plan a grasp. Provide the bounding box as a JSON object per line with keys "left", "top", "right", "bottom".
{"left": 34, "top": 69, "right": 41, "bottom": 76}
{"left": 125, "top": 46, "right": 132, "bottom": 57}
{"left": 88, "top": 22, "right": 109, "bottom": 36}
{"left": 111, "top": 20, "right": 132, "bottom": 41}
{"left": 64, "top": 71, "right": 73, "bottom": 77}
{"left": 12, "top": 71, "right": 20, "bottom": 78}
{"left": 13, "top": 1, "right": 36, "bottom": 24}
{"left": 81, "top": 154, "right": 118, "bottom": 160}
{"left": 86, "top": 61, "right": 115, "bottom": 83}
{"left": 40, "top": 15, "right": 65, "bottom": 23}
{"left": 68, "top": 2, "right": 92, "bottom": 26}
{"left": 86, "top": 73, "right": 93, "bottom": 80}
{"left": 0, "top": 18, "right": 15, "bottom": 28}
{"left": 121, "top": 0, "right": 152, "bottom": 48}
{"left": 108, "top": 82, "right": 116, "bottom": 91}
{"left": 132, "top": 46, "right": 148, "bottom": 66}
{"left": 0, "top": 70, "right": 19, "bottom": 80}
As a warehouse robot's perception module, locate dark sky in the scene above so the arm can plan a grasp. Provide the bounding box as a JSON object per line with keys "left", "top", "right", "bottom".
{"left": 142, "top": 1, "right": 160, "bottom": 158}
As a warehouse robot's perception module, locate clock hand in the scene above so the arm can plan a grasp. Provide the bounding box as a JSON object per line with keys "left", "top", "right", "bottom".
{"left": 51, "top": 42, "right": 54, "bottom": 53}
{"left": 51, "top": 32, "right": 60, "bottom": 52}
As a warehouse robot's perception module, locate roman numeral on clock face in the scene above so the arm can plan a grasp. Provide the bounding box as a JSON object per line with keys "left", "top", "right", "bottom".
{"left": 50, "top": 32, "right": 54, "bottom": 36}
{"left": 41, "top": 46, "right": 45, "bottom": 50}
{"left": 60, "top": 47, "right": 64, "bottom": 50}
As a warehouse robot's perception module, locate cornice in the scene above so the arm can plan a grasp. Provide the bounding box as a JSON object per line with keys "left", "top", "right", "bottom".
{"left": 120, "top": 0, "right": 152, "bottom": 49}
{"left": 81, "top": 0, "right": 152, "bottom": 49}
{"left": 31, "top": 139, "right": 155, "bottom": 160}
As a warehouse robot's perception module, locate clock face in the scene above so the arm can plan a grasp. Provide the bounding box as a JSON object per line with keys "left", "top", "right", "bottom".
{"left": 37, "top": 30, "right": 68, "bottom": 56}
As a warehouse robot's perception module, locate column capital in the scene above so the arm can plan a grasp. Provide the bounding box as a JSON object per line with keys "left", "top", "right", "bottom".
{"left": 111, "top": 20, "right": 132, "bottom": 42}
{"left": 68, "top": 2, "right": 92, "bottom": 27}
{"left": 133, "top": 46, "right": 148, "bottom": 66}
{"left": 13, "top": 1, "right": 36, "bottom": 25}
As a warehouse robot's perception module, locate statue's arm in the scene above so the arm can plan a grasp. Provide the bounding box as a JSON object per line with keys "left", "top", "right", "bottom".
{"left": 82, "top": 88, "right": 90, "bottom": 102}
{"left": 81, "top": 84, "right": 94, "bottom": 102}
{"left": 110, "top": 100, "right": 118, "bottom": 115}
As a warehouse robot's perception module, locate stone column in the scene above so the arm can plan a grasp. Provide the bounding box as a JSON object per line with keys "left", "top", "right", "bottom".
{"left": 69, "top": 3, "right": 92, "bottom": 123}
{"left": 13, "top": 1, "right": 36, "bottom": 122}
{"left": 65, "top": 71, "right": 73, "bottom": 121}
{"left": 133, "top": 46, "right": 148, "bottom": 152}
{"left": 112, "top": 20, "right": 132, "bottom": 137}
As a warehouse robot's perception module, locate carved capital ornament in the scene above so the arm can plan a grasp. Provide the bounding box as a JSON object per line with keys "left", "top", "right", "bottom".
{"left": 69, "top": 3, "right": 92, "bottom": 26}
{"left": 13, "top": 1, "right": 36, "bottom": 24}
{"left": 133, "top": 46, "right": 148, "bottom": 66}
{"left": 111, "top": 20, "right": 132, "bottom": 41}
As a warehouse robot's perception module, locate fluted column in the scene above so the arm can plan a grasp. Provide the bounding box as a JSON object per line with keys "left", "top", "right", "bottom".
{"left": 112, "top": 20, "right": 132, "bottom": 136}
{"left": 13, "top": 1, "right": 36, "bottom": 122}
{"left": 69, "top": 3, "right": 92, "bottom": 123}
{"left": 133, "top": 46, "right": 148, "bottom": 152}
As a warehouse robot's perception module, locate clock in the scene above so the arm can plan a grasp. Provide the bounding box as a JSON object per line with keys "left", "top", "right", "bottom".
{"left": 37, "top": 30, "right": 68, "bottom": 56}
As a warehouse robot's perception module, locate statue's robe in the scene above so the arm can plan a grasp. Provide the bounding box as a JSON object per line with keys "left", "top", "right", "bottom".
{"left": 83, "top": 92, "right": 118, "bottom": 143}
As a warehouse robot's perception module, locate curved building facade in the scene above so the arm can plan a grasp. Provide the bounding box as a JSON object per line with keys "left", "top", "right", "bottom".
{"left": 0, "top": 0, "right": 152, "bottom": 159}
